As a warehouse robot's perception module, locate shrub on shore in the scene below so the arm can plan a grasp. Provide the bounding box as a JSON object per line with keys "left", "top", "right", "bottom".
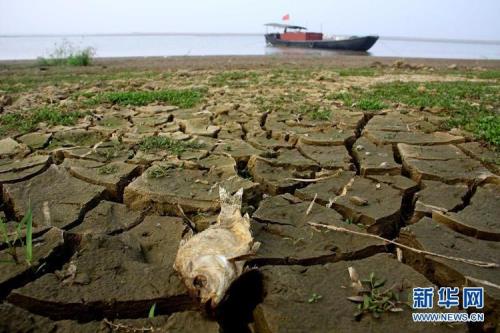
{"left": 37, "top": 41, "right": 95, "bottom": 67}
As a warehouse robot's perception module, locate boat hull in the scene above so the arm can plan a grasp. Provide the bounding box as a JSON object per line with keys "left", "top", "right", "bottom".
{"left": 265, "top": 34, "right": 379, "bottom": 52}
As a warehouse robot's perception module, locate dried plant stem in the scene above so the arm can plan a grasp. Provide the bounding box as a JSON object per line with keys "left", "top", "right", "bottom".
{"left": 176, "top": 204, "right": 196, "bottom": 230}
{"left": 308, "top": 222, "right": 499, "bottom": 269}
{"left": 286, "top": 170, "right": 342, "bottom": 183}
{"left": 465, "top": 276, "right": 500, "bottom": 290}
{"left": 103, "top": 319, "right": 153, "bottom": 332}
{"left": 305, "top": 193, "right": 317, "bottom": 216}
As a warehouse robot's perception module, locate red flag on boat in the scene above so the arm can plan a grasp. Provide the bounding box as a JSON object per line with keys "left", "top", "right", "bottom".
{"left": 282, "top": 14, "right": 290, "bottom": 21}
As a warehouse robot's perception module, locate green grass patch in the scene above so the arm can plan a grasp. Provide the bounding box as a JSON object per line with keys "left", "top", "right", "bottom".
{"left": 0, "top": 106, "right": 85, "bottom": 135}
{"left": 209, "top": 71, "right": 258, "bottom": 87}
{"left": 356, "top": 98, "right": 387, "bottom": 111}
{"left": 337, "top": 67, "right": 377, "bottom": 77}
{"left": 269, "top": 68, "right": 313, "bottom": 82}
{"left": 465, "top": 69, "right": 500, "bottom": 80}
{"left": 309, "top": 108, "right": 331, "bottom": 121}
{"left": 447, "top": 112, "right": 500, "bottom": 146}
{"left": 91, "top": 89, "right": 203, "bottom": 108}
{"left": 0, "top": 71, "right": 159, "bottom": 94}
{"left": 366, "top": 81, "right": 498, "bottom": 109}
{"left": 327, "top": 91, "right": 353, "bottom": 106}
{"left": 328, "top": 80, "right": 500, "bottom": 146}
{"left": 139, "top": 136, "right": 205, "bottom": 155}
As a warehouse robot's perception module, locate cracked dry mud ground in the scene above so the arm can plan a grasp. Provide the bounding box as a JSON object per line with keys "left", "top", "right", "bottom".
{"left": 0, "top": 61, "right": 499, "bottom": 333}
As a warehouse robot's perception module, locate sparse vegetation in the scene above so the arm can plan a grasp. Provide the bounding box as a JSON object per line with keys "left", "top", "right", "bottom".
{"left": 139, "top": 136, "right": 205, "bottom": 155}
{"left": 254, "top": 92, "right": 308, "bottom": 114}
{"left": 3, "top": 56, "right": 500, "bottom": 332}
{"left": 91, "top": 89, "right": 203, "bottom": 108}
{"left": 37, "top": 41, "right": 95, "bottom": 67}
{"left": 0, "top": 106, "right": 85, "bottom": 135}
{"left": 0, "top": 206, "right": 33, "bottom": 265}
{"left": 257, "top": 95, "right": 331, "bottom": 120}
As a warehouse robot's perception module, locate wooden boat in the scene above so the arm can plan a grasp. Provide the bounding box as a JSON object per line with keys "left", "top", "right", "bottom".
{"left": 264, "top": 23, "right": 378, "bottom": 52}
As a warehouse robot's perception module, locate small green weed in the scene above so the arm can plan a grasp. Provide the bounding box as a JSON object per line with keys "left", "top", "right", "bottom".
{"left": 0, "top": 206, "right": 33, "bottom": 265}
{"left": 308, "top": 293, "right": 323, "bottom": 303}
{"left": 148, "top": 303, "right": 156, "bottom": 318}
{"left": 347, "top": 269, "right": 406, "bottom": 320}
{"left": 345, "top": 218, "right": 354, "bottom": 225}
{"left": 345, "top": 218, "right": 367, "bottom": 229}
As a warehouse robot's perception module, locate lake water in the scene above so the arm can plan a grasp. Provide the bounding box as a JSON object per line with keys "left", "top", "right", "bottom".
{"left": 1, "top": 34, "right": 500, "bottom": 61}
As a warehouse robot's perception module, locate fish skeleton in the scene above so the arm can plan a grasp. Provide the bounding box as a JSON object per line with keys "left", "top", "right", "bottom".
{"left": 173, "top": 187, "right": 260, "bottom": 308}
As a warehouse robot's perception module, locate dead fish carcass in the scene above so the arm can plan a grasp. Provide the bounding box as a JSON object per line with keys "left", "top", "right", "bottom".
{"left": 173, "top": 187, "right": 260, "bottom": 308}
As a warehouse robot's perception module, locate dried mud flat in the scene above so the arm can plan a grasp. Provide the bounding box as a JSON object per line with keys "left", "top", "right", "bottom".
{"left": 0, "top": 57, "right": 499, "bottom": 332}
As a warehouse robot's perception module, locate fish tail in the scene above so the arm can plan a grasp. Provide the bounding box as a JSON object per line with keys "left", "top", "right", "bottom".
{"left": 218, "top": 187, "right": 244, "bottom": 227}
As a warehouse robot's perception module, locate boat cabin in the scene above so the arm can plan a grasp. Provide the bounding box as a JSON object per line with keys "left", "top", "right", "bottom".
{"left": 265, "top": 23, "right": 323, "bottom": 41}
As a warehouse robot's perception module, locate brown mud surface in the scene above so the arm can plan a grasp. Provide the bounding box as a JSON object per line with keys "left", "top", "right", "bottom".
{"left": 0, "top": 56, "right": 499, "bottom": 332}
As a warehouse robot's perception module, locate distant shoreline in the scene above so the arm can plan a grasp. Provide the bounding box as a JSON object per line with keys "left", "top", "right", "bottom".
{"left": 2, "top": 54, "right": 500, "bottom": 70}
{"left": 1, "top": 33, "right": 500, "bottom": 45}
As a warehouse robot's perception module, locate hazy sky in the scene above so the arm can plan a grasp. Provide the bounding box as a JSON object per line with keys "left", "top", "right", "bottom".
{"left": 1, "top": 0, "right": 499, "bottom": 40}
